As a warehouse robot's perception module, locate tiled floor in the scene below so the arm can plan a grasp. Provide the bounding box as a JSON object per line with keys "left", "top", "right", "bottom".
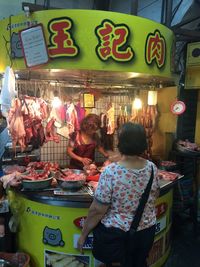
{"left": 164, "top": 217, "right": 200, "bottom": 267}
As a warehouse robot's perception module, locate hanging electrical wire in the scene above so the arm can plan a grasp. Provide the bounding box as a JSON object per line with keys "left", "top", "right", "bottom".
{"left": 138, "top": 0, "right": 160, "bottom": 12}
{"left": 171, "top": 0, "right": 184, "bottom": 22}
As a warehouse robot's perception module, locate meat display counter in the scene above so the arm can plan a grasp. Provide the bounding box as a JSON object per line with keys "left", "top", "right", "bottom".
{"left": 8, "top": 177, "right": 183, "bottom": 267}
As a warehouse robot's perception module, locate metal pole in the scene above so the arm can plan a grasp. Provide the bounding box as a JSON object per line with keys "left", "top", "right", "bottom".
{"left": 165, "top": 0, "right": 173, "bottom": 27}
{"left": 131, "top": 0, "right": 138, "bottom": 15}
{"left": 161, "top": 0, "right": 166, "bottom": 24}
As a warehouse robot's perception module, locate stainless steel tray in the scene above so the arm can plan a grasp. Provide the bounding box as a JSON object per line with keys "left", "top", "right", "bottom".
{"left": 5, "top": 143, "right": 33, "bottom": 153}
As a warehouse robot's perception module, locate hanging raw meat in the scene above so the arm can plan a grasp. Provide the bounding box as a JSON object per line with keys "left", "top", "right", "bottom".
{"left": 23, "top": 114, "right": 33, "bottom": 144}
{"left": 106, "top": 103, "right": 115, "bottom": 135}
{"left": 40, "top": 100, "right": 49, "bottom": 120}
{"left": 75, "top": 102, "right": 86, "bottom": 124}
{"left": 21, "top": 97, "right": 46, "bottom": 148}
{"left": 66, "top": 103, "right": 79, "bottom": 134}
{"left": 45, "top": 118, "right": 60, "bottom": 143}
{"left": 116, "top": 106, "right": 123, "bottom": 130}
{"left": 49, "top": 106, "right": 63, "bottom": 128}
{"left": 130, "top": 104, "right": 158, "bottom": 159}
{"left": 8, "top": 96, "right": 49, "bottom": 150}
{"left": 116, "top": 106, "right": 129, "bottom": 136}
{"left": 100, "top": 112, "right": 114, "bottom": 151}
{"left": 31, "top": 118, "right": 45, "bottom": 148}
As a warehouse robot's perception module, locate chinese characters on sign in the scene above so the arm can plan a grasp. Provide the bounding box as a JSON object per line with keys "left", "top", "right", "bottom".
{"left": 145, "top": 30, "right": 166, "bottom": 68}
{"left": 95, "top": 19, "right": 134, "bottom": 62}
{"left": 48, "top": 17, "right": 79, "bottom": 58}
{"left": 16, "top": 16, "right": 167, "bottom": 70}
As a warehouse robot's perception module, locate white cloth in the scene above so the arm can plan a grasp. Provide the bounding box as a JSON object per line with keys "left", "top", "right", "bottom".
{"left": 0, "top": 66, "right": 16, "bottom": 117}
{"left": 0, "top": 171, "right": 21, "bottom": 189}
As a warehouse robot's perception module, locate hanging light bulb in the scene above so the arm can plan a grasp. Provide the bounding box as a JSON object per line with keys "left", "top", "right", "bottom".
{"left": 148, "top": 90, "right": 157, "bottom": 105}
{"left": 133, "top": 97, "right": 142, "bottom": 109}
{"left": 52, "top": 96, "right": 62, "bottom": 108}
{"left": 132, "top": 90, "right": 142, "bottom": 110}
{"left": 52, "top": 90, "right": 62, "bottom": 108}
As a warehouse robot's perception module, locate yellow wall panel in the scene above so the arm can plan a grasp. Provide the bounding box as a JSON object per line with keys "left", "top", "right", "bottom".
{"left": 185, "top": 66, "right": 200, "bottom": 89}
{"left": 152, "top": 86, "right": 178, "bottom": 159}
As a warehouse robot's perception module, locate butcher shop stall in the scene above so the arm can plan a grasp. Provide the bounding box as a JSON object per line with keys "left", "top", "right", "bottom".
{"left": 0, "top": 8, "right": 193, "bottom": 267}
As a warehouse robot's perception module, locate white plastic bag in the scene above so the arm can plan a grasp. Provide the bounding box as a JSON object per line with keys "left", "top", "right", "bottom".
{"left": 0, "top": 66, "right": 16, "bottom": 117}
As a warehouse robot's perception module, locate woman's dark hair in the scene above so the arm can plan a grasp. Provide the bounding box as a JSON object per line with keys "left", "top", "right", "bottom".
{"left": 118, "top": 122, "right": 147, "bottom": 156}
{"left": 80, "top": 114, "right": 101, "bottom": 132}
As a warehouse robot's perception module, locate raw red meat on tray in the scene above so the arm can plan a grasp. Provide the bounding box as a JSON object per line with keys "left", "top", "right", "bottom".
{"left": 158, "top": 170, "right": 179, "bottom": 181}
{"left": 20, "top": 161, "right": 59, "bottom": 181}
{"left": 27, "top": 161, "right": 59, "bottom": 171}
{"left": 59, "top": 169, "right": 86, "bottom": 181}
{"left": 20, "top": 169, "right": 51, "bottom": 181}
{"left": 176, "top": 140, "right": 200, "bottom": 153}
{"left": 56, "top": 169, "right": 86, "bottom": 190}
{"left": 160, "top": 161, "right": 176, "bottom": 167}
{"left": 84, "top": 163, "right": 99, "bottom": 176}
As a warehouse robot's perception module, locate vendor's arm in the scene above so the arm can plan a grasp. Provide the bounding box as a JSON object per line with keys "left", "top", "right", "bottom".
{"left": 77, "top": 199, "right": 109, "bottom": 253}
{"left": 97, "top": 145, "right": 109, "bottom": 158}
{"left": 67, "top": 146, "right": 92, "bottom": 165}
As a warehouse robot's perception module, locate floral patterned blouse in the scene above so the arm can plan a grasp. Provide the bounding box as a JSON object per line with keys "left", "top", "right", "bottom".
{"left": 94, "top": 160, "right": 159, "bottom": 232}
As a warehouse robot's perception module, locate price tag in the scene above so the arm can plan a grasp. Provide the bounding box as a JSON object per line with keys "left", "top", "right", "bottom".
{"left": 73, "top": 234, "right": 93, "bottom": 249}
{"left": 19, "top": 24, "right": 49, "bottom": 68}
{"left": 155, "top": 216, "right": 167, "bottom": 234}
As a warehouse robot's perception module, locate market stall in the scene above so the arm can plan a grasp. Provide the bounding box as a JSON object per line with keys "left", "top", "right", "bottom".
{"left": 7, "top": 176, "right": 182, "bottom": 267}
{"left": 0, "top": 8, "right": 181, "bottom": 267}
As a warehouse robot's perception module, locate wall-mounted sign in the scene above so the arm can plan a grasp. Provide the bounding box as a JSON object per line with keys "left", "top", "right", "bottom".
{"left": 83, "top": 93, "right": 95, "bottom": 108}
{"left": 0, "top": 10, "right": 174, "bottom": 78}
{"left": 19, "top": 24, "right": 49, "bottom": 68}
{"left": 186, "top": 42, "right": 200, "bottom": 66}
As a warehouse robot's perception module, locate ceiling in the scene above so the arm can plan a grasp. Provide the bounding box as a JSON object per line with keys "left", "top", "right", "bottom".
{"left": 15, "top": 69, "right": 175, "bottom": 90}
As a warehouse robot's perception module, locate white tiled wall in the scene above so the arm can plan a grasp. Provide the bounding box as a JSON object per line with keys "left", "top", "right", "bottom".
{"left": 40, "top": 135, "right": 69, "bottom": 168}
